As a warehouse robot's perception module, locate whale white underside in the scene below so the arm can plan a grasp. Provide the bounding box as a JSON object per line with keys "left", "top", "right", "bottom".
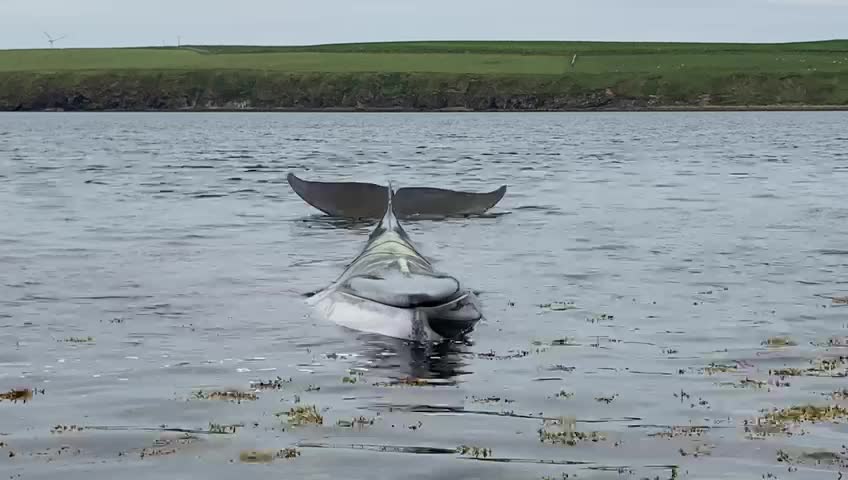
{"left": 307, "top": 288, "right": 445, "bottom": 342}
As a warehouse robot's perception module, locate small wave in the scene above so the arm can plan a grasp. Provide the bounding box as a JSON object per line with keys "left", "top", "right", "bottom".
{"left": 192, "top": 193, "right": 227, "bottom": 198}
{"left": 818, "top": 249, "right": 848, "bottom": 256}
{"left": 170, "top": 164, "right": 216, "bottom": 169}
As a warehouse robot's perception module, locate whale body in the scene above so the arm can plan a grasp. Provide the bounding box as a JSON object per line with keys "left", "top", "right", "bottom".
{"left": 306, "top": 183, "right": 483, "bottom": 342}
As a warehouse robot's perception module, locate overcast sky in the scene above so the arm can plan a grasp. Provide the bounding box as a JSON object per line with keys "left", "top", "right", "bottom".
{"left": 2, "top": 0, "right": 846, "bottom": 49}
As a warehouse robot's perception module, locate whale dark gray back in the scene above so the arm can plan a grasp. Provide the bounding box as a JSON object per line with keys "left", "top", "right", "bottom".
{"left": 287, "top": 172, "right": 507, "bottom": 219}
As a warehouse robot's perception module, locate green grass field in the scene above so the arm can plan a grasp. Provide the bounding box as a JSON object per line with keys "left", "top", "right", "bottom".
{"left": 2, "top": 40, "right": 848, "bottom": 75}
{"left": 1, "top": 40, "right": 847, "bottom": 110}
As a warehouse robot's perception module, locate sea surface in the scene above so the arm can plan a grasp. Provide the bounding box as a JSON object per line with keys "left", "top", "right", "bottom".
{"left": 1, "top": 112, "right": 847, "bottom": 480}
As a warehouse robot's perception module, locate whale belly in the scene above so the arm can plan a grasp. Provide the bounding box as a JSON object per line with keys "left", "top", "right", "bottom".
{"left": 308, "top": 289, "right": 442, "bottom": 342}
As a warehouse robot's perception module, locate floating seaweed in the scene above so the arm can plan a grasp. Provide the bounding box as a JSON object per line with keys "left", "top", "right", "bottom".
{"left": 554, "top": 390, "right": 574, "bottom": 399}
{"left": 539, "top": 417, "right": 606, "bottom": 446}
{"left": 746, "top": 404, "right": 848, "bottom": 439}
{"left": 239, "top": 448, "right": 301, "bottom": 463}
{"left": 595, "top": 394, "right": 618, "bottom": 404}
{"left": 457, "top": 445, "right": 492, "bottom": 458}
{"left": 586, "top": 313, "right": 615, "bottom": 323}
{"left": 539, "top": 301, "right": 577, "bottom": 311}
{"left": 815, "top": 294, "right": 848, "bottom": 305}
{"left": 476, "top": 350, "right": 530, "bottom": 360}
{"left": 717, "top": 377, "right": 767, "bottom": 389}
{"left": 278, "top": 405, "right": 324, "bottom": 426}
{"left": 829, "top": 389, "right": 848, "bottom": 400}
{"left": 50, "top": 424, "right": 84, "bottom": 434}
{"left": 60, "top": 336, "right": 95, "bottom": 343}
{"left": 825, "top": 337, "right": 848, "bottom": 347}
{"left": 777, "top": 448, "right": 848, "bottom": 468}
{"left": 337, "top": 416, "right": 375, "bottom": 429}
{"left": 762, "top": 404, "right": 848, "bottom": 425}
{"left": 678, "top": 444, "right": 714, "bottom": 457}
{"left": 193, "top": 390, "right": 258, "bottom": 403}
{"left": 470, "top": 396, "right": 515, "bottom": 404}
{"left": 280, "top": 447, "right": 301, "bottom": 459}
{"left": 769, "top": 356, "right": 848, "bottom": 378}
{"left": 372, "top": 377, "right": 456, "bottom": 387}
{"left": 140, "top": 434, "right": 198, "bottom": 459}
{"left": 239, "top": 450, "right": 274, "bottom": 463}
{"left": 249, "top": 376, "right": 292, "bottom": 390}
{"left": 208, "top": 423, "right": 239, "bottom": 434}
{"left": 1, "top": 388, "right": 33, "bottom": 404}
{"left": 702, "top": 362, "right": 739, "bottom": 375}
{"left": 648, "top": 425, "right": 710, "bottom": 439}
{"left": 762, "top": 336, "right": 797, "bottom": 347}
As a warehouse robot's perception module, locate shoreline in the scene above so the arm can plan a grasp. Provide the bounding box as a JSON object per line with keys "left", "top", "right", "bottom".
{"left": 10, "top": 105, "right": 848, "bottom": 113}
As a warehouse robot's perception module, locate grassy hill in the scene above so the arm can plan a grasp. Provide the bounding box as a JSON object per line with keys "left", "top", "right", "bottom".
{"left": 1, "top": 40, "right": 847, "bottom": 111}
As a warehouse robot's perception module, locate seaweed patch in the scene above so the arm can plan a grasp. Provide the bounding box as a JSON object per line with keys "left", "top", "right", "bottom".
{"left": 1, "top": 388, "right": 35, "bottom": 404}
{"left": 192, "top": 389, "right": 258, "bottom": 403}
{"left": 539, "top": 417, "right": 607, "bottom": 446}
{"left": 457, "top": 445, "right": 493, "bottom": 458}
{"left": 278, "top": 405, "right": 324, "bottom": 426}
{"left": 249, "top": 376, "right": 292, "bottom": 390}
{"left": 746, "top": 404, "right": 848, "bottom": 438}
{"left": 239, "top": 447, "right": 301, "bottom": 463}
{"left": 762, "top": 336, "right": 797, "bottom": 347}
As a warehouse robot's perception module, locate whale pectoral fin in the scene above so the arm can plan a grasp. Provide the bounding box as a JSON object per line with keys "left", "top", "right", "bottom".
{"left": 287, "top": 172, "right": 507, "bottom": 219}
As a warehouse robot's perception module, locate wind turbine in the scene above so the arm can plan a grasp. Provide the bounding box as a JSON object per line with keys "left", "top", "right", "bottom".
{"left": 44, "top": 32, "right": 68, "bottom": 48}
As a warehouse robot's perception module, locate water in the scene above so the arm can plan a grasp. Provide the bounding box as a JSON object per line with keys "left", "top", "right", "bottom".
{"left": 1, "top": 112, "right": 847, "bottom": 479}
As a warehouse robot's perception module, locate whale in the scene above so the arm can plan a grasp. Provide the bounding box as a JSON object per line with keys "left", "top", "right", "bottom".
{"left": 288, "top": 172, "right": 507, "bottom": 220}
{"left": 306, "top": 182, "right": 483, "bottom": 342}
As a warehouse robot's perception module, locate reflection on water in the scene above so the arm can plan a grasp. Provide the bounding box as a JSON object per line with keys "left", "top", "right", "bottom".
{"left": 355, "top": 334, "right": 474, "bottom": 380}
{"left": 2, "top": 111, "right": 848, "bottom": 480}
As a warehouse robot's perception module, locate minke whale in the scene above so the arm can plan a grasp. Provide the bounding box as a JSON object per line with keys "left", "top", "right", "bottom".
{"left": 306, "top": 183, "right": 483, "bottom": 342}
{"left": 288, "top": 172, "right": 506, "bottom": 219}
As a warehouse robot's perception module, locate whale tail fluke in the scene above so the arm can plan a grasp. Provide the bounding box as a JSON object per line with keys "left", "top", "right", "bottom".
{"left": 287, "top": 172, "right": 507, "bottom": 220}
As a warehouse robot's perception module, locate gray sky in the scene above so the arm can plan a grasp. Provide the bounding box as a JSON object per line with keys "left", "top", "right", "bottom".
{"left": 2, "top": 0, "right": 846, "bottom": 49}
